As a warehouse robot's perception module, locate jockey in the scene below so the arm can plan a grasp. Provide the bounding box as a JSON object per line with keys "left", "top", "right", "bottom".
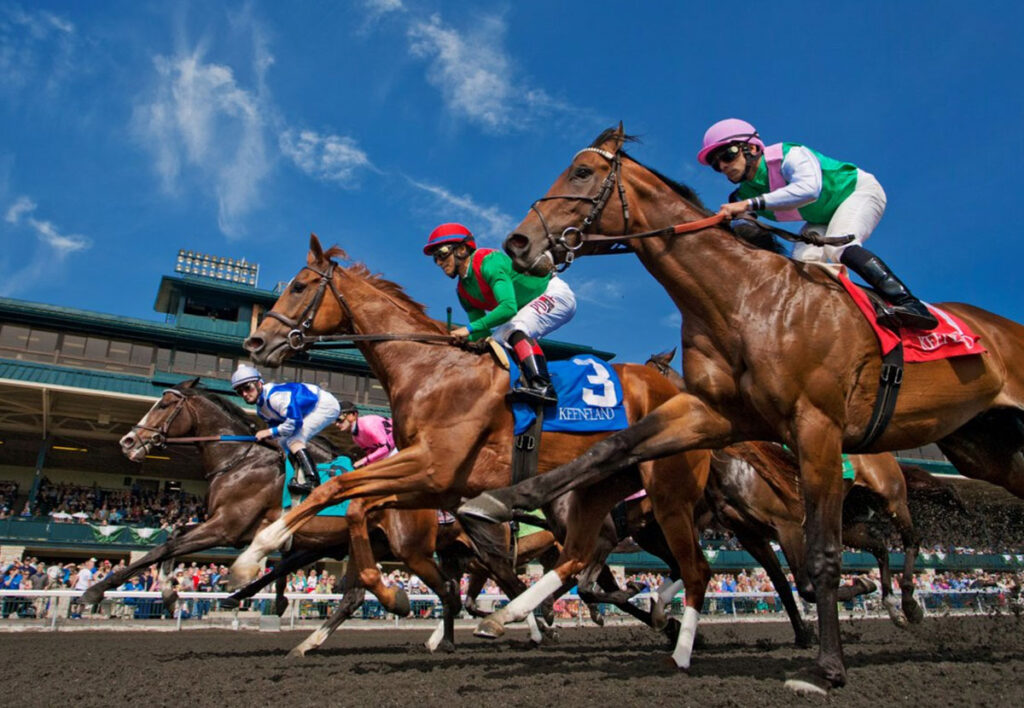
{"left": 424, "top": 222, "right": 577, "bottom": 406}
{"left": 698, "top": 118, "right": 938, "bottom": 331}
{"left": 230, "top": 364, "right": 341, "bottom": 494}
{"left": 335, "top": 400, "right": 397, "bottom": 468}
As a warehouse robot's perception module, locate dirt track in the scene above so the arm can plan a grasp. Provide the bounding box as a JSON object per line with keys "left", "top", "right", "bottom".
{"left": 3, "top": 614, "right": 1022, "bottom": 707}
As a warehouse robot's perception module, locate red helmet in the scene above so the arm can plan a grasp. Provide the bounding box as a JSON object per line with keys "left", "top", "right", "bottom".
{"left": 423, "top": 222, "right": 475, "bottom": 255}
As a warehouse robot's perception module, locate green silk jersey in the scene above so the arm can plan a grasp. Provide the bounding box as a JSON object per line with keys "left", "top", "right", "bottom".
{"left": 734, "top": 143, "right": 859, "bottom": 224}
{"left": 458, "top": 249, "right": 551, "bottom": 341}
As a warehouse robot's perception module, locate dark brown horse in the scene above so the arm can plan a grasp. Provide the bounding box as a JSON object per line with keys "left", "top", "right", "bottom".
{"left": 647, "top": 349, "right": 923, "bottom": 629}
{"left": 112, "top": 379, "right": 515, "bottom": 654}
{"left": 230, "top": 235, "right": 713, "bottom": 668}
{"left": 457, "top": 124, "right": 1024, "bottom": 693}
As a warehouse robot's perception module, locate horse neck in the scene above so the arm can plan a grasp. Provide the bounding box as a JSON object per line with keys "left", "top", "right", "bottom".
{"left": 627, "top": 178, "right": 789, "bottom": 343}
{"left": 187, "top": 396, "right": 272, "bottom": 473}
{"left": 337, "top": 273, "right": 449, "bottom": 412}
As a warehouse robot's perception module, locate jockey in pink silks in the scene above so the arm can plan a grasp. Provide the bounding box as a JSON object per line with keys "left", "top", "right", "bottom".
{"left": 335, "top": 400, "right": 397, "bottom": 468}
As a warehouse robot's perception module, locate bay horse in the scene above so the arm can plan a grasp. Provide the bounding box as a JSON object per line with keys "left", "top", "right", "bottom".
{"left": 458, "top": 124, "right": 1024, "bottom": 693}
{"left": 112, "top": 379, "right": 523, "bottom": 654}
{"left": 647, "top": 349, "right": 923, "bottom": 628}
{"left": 231, "top": 235, "right": 715, "bottom": 668}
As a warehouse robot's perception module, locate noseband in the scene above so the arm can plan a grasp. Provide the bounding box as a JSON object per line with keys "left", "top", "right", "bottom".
{"left": 527, "top": 146, "right": 631, "bottom": 272}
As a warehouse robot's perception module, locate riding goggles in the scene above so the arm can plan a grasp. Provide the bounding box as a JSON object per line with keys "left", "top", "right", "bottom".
{"left": 710, "top": 144, "right": 744, "bottom": 171}
{"left": 431, "top": 244, "right": 456, "bottom": 263}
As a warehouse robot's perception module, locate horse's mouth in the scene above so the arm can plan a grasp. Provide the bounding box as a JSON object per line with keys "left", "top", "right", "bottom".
{"left": 524, "top": 249, "right": 556, "bottom": 276}
{"left": 252, "top": 337, "right": 294, "bottom": 367}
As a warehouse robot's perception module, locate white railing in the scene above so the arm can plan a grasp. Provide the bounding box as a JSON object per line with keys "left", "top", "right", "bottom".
{"left": 0, "top": 587, "right": 1012, "bottom": 632}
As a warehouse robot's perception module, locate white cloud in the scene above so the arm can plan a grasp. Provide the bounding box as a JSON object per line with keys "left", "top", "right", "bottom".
{"left": 133, "top": 49, "right": 271, "bottom": 238}
{"left": 573, "top": 278, "right": 627, "bottom": 309}
{"left": 405, "top": 177, "right": 516, "bottom": 244}
{"left": 365, "top": 0, "right": 404, "bottom": 16}
{"left": 406, "top": 13, "right": 563, "bottom": 133}
{"left": 0, "top": 196, "right": 91, "bottom": 296}
{"left": 0, "top": 5, "right": 77, "bottom": 94}
{"left": 280, "top": 129, "right": 372, "bottom": 186}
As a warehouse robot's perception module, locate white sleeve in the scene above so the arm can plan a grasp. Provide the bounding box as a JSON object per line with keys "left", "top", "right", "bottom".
{"left": 760, "top": 145, "right": 822, "bottom": 211}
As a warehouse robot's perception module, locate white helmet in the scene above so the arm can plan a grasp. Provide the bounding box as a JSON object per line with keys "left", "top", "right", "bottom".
{"left": 231, "top": 364, "right": 262, "bottom": 389}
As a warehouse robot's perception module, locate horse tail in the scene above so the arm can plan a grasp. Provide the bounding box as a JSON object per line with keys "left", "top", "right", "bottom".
{"left": 723, "top": 442, "right": 803, "bottom": 511}
{"left": 901, "top": 464, "right": 969, "bottom": 515}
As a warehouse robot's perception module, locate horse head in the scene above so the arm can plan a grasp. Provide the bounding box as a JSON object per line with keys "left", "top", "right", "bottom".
{"left": 245, "top": 233, "right": 352, "bottom": 367}
{"left": 504, "top": 124, "right": 633, "bottom": 275}
{"left": 120, "top": 378, "right": 202, "bottom": 462}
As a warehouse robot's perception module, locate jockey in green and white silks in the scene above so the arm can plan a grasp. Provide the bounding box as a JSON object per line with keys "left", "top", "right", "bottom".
{"left": 699, "top": 118, "right": 937, "bottom": 331}
{"left": 424, "top": 222, "right": 577, "bottom": 406}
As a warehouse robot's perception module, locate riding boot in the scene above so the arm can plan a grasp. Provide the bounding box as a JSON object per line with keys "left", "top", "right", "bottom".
{"left": 287, "top": 448, "right": 321, "bottom": 495}
{"left": 839, "top": 245, "right": 939, "bottom": 331}
{"left": 507, "top": 332, "right": 558, "bottom": 406}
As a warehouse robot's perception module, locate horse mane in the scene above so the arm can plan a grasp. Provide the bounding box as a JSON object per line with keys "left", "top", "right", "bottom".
{"left": 723, "top": 442, "right": 803, "bottom": 509}
{"left": 174, "top": 383, "right": 256, "bottom": 433}
{"left": 321, "top": 246, "right": 446, "bottom": 334}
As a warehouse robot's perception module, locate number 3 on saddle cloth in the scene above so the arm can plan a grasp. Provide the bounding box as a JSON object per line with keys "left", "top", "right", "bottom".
{"left": 507, "top": 356, "right": 629, "bottom": 435}
{"left": 283, "top": 456, "right": 353, "bottom": 514}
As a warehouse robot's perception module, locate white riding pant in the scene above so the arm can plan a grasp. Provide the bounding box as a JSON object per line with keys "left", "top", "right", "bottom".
{"left": 491, "top": 276, "right": 577, "bottom": 344}
{"left": 792, "top": 169, "right": 887, "bottom": 263}
{"left": 283, "top": 396, "right": 341, "bottom": 452}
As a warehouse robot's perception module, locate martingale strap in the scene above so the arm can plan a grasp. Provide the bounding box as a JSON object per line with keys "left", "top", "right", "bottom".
{"left": 849, "top": 342, "right": 904, "bottom": 453}
{"left": 512, "top": 405, "right": 544, "bottom": 485}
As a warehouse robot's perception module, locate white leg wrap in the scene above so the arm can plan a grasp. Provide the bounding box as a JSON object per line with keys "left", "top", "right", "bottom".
{"left": 670, "top": 606, "right": 700, "bottom": 669}
{"left": 425, "top": 620, "right": 446, "bottom": 652}
{"left": 231, "top": 518, "right": 292, "bottom": 583}
{"left": 502, "top": 570, "right": 564, "bottom": 622}
{"left": 525, "top": 611, "right": 543, "bottom": 643}
{"left": 658, "top": 578, "right": 684, "bottom": 605}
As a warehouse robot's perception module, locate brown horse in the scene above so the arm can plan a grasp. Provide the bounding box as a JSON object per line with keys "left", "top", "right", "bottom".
{"left": 112, "top": 379, "right": 512, "bottom": 654}
{"left": 647, "top": 349, "right": 923, "bottom": 628}
{"left": 230, "top": 235, "right": 713, "bottom": 667}
{"left": 458, "top": 125, "right": 1024, "bottom": 693}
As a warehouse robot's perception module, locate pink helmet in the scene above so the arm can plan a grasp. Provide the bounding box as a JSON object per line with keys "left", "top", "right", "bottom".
{"left": 423, "top": 222, "right": 476, "bottom": 255}
{"left": 697, "top": 118, "right": 765, "bottom": 165}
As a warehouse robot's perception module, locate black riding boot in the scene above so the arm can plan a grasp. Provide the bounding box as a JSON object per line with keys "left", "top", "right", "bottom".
{"left": 507, "top": 332, "right": 558, "bottom": 406}
{"left": 287, "top": 448, "right": 321, "bottom": 495}
{"left": 840, "top": 245, "right": 938, "bottom": 331}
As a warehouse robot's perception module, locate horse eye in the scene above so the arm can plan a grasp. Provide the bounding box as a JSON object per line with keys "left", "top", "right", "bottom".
{"left": 291, "top": 281, "right": 307, "bottom": 293}
{"left": 573, "top": 166, "right": 593, "bottom": 179}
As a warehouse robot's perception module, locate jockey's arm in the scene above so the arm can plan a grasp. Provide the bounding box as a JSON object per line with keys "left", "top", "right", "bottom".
{"left": 757, "top": 145, "right": 822, "bottom": 212}
{"left": 464, "top": 260, "right": 518, "bottom": 335}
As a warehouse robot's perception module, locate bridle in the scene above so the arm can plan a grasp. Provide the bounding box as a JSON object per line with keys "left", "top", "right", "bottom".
{"left": 130, "top": 389, "right": 260, "bottom": 479}
{"left": 263, "top": 261, "right": 459, "bottom": 351}
{"left": 525, "top": 146, "right": 632, "bottom": 273}
{"left": 130, "top": 389, "right": 190, "bottom": 451}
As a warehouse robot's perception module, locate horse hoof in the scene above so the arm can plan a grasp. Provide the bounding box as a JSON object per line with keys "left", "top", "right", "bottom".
{"left": 662, "top": 618, "right": 681, "bottom": 648}
{"left": 80, "top": 588, "right": 103, "bottom": 605}
{"left": 392, "top": 589, "right": 411, "bottom": 617}
{"left": 287, "top": 647, "right": 308, "bottom": 658}
{"left": 219, "top": 597, "right": 240, "bottom": 610}
{"left": 474, "top": 618, "right": 505, "bottom": 639}
{"left": 904, "top": 601, "right": 925, "bottom": 624}
{"left": 437, "top": 639, "right": 456, "bottom": 654}
{"left": 784, "top": 668, "right": 837, "bottom": 696}
{"left": 457, "top": 493, "right": 513, "bottom": 524}
{"left": 227, "top": 566, "right": 259, "bottom": 591}
{"left": 276, "top": 597, "right": 290, "bottom": 617}
{"left": 161, "top": 590, "right": 179, "bottom": 607}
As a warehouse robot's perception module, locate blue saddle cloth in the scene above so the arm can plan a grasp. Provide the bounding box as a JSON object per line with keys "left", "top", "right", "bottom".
{"left": 510, "top": 356, "right": 628, "bottom": 436}
{"left": 282, "top": 455, "right": 353, "bottom": 515}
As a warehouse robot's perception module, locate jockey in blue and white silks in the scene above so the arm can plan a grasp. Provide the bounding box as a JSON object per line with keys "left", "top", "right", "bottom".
{"left": 231, "top": 364, "right": 341, "bottom": 494}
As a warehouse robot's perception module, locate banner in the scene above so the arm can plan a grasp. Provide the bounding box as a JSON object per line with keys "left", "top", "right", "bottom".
{"left": 89, "top": 524, "right": 125, "bottom": 543}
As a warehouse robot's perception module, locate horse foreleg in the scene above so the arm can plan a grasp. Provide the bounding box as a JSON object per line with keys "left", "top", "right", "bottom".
{"left": 785, "top": 415, "right": 847, "bottom": 695}
{"left": 459, "top": 392, "right": 734, "bottom": 523}
{"left": 222, "top": 548, "right": 325, "bottom": 609}
{"left": 82, "top": 515, "right": 235, "bottom": 604}
{"left": 289, "top": 563, "right": 366, "bottom": 658}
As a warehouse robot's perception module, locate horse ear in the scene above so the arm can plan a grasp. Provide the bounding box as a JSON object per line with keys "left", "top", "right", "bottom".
{"left": 308, "top": 233, "right": 325, "bottom": 266}
{"left": 182, "top": 377, "right": 201, "bottom": 389}
{"left": 612, "top": 121, "right": 626, "bottom": 151}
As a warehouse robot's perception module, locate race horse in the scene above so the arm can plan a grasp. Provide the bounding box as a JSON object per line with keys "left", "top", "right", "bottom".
{"left": 648, "top": 349, "right": 923, "bottom": 629}
{"left": 230, "top": 235, "right": 716, "bottom": 668}
{"left": 111, "top": 379, "right": 537, "bottom": 654}
{"left": 457, "top": 125, "right": 1024, "bottom": 693}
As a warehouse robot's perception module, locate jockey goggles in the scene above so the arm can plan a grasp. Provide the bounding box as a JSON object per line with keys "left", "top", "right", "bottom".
{"left": 431, "top": 244, "right": 456, "bottom": 263}
{"left": 709, "top": 144, "right": 745, "bottom": 172}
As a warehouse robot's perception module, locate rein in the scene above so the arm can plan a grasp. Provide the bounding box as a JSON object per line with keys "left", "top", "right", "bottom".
{"left": 536, "top": 146, "right": 851, "bottom": 271}
{"left": 265, "top": 261, "right": 462, "bottom": 351}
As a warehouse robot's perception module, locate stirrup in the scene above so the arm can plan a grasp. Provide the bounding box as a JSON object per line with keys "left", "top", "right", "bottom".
{"left": 506, "top": 384, "right": 558, "bottom": 407}
{"left": 287, "top": 479, "right": 314, "bottom": 495}
{"left": 880, "top": 302, "right": 939, "bottom": 331}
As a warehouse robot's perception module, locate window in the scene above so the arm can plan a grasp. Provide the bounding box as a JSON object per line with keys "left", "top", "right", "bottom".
{"left": 156, "top": 348, "right": 173, "bottom": 370}
{"left": 217, "top": 356, "right": 234, "bottom": 376}
{"left": 84, "top": 337, "right": 108, "bottom": 360}
{"left": 0, "top": 324, "right": 29, "bottom": 350}
{"left": 107, "top": 340, "right": 131, "bottom": 363}
{"left": 26, "top": 329, "right": 58, "bottom": 353}
{"left": 131, "top": 344, "right": 154, "bottom": 367}
{"left": 172, "top": 351, "right": 196, "bottom": 373}
{"left": 61, "top": 334, "right": 87, "bottom": 358}
{"left": 194, "top": 353, "right": 218, "bottom": 376}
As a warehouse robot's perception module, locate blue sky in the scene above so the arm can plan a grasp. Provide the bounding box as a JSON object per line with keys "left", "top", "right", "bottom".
{"left": 2, "top": 1, "right": 1023, "bottom": 367}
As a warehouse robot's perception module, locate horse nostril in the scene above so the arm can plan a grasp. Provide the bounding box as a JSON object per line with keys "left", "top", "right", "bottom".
{"left": 120, "top": 435, "right": 135, "bottom": 450}
{"left": 244, "top": 336, "right": 265, "bottom": 353}
{"left": 504, "top": 233, "right": 529, "bottom": 256}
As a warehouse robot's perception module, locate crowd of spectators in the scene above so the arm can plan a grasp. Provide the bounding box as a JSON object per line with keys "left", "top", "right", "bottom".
{"left": 19, "top": 479, "right": 207, "bottom": 529}
{"left": 0, "top": 481, "right": 21, "bottom": 519}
